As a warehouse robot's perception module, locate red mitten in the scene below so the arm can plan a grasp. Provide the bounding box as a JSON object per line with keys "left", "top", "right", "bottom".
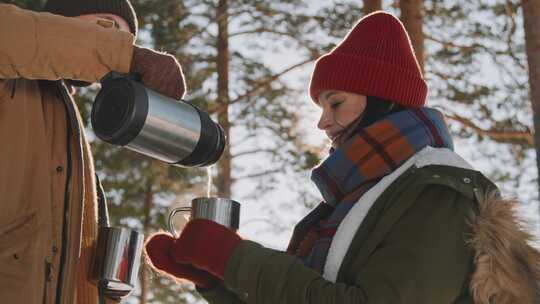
{"left": 171, "top": 219, "right": 242, "bottom": 279}
{"left": 144, "top": 233, "right": 219, "bottom": 289}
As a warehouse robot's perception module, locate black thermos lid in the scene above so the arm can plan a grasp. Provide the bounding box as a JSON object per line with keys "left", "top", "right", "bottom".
{"left": 91, "top": 72, "right": 149, "bottom": 146}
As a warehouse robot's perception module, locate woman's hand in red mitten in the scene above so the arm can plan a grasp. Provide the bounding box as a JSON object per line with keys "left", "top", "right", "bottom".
{"left": 171, "top": 219, "right": 242, "bottom": 279}
{"left": 144, "top": 232, "right": 219, "bottom": 289}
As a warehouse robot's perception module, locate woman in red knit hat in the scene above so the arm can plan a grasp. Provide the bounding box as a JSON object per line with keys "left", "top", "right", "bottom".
{"left": 145, "top": 11, "right": 540, "bottom": 304}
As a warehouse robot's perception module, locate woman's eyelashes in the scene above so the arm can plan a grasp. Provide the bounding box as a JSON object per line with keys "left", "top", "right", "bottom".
{"left": 330, "top": 100, "right": 344, "bottom": 109}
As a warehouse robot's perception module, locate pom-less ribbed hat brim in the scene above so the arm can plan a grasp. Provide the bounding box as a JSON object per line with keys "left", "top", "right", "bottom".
{"left": 310, "top": 53, "right": 427, "bottom": 107}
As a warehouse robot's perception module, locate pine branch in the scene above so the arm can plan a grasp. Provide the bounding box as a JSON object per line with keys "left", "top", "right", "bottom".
{"left": 231, "top": 148, "right": 276, "bottom": 158}
{"left": 425, "top": 34, "right": 476, "bottom": 51}
{"left": 208, "top": 32, "right": 319, "bottom": 115}
{"left": 503, "top": 0, "right": 527, "bottom": 70}
{"left": 229, "top": 8, "right": 254, "bottom": 18}
{"left": 230, "top": 133, "right": 258, "bottom": 146}
{"left": 205, "top": 102, "right": 227, "bottom": 115}
{"left": 232, "top": 57, "right": 316, "bottom": 103}
{"left": 425, "top": 34, "right": 525, "bottom": 87}
{"left": 232, "top": 168, "right": 282, "bottom": 181}
{"left": 229, "top": 28, "right": 297, "bottom": 39}
{"left": 185, "top": 26, "right": 214, "bottom": 41}
{"left": 446, "top": 113, "right": 533, "bottom": 146}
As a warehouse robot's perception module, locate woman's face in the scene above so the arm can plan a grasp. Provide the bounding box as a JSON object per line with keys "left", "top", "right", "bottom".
{"left": 317, "top": 90, "right": 367, "bottom": 145}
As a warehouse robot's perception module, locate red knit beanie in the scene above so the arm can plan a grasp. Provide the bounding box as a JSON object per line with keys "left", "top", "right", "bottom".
{"left": 309, "top": 11, "right": 427, "bottom": 107}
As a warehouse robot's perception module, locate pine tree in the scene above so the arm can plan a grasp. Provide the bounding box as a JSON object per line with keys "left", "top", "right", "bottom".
{"left": 363, "top": 0, "right": 383, "bottom": 15}
{"left": 423, "top": 0, "right": 537, "bottom": 212}
{"left": 399, "top": 0, "right": 425, "bottom": 72}
{"left": 522, "top": 0, "right": 540, "bottom": 215}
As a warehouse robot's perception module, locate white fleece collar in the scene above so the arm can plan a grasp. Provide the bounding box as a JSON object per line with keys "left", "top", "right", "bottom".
{"left": 322, "top": 146, "right": 473, "bottom": 282}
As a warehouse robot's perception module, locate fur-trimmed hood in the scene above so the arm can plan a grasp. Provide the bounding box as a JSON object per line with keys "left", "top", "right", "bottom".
{"left": 322, "top": 147, "right": 540, "bottom": 303}
{"left": 469, "top": 191, "right": 540, "bottom": 304}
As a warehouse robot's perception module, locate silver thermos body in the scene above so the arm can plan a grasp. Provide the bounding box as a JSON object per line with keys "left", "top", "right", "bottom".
{"left": 91, "top": 72, "right": 225, "bottom": 167}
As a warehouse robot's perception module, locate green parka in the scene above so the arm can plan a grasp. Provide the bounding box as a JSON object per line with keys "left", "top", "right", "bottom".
{"left": 201, "top": 147, "right": 540, "bottom": 304}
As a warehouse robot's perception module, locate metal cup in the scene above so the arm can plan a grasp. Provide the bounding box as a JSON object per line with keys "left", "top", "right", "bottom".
{"left": 168, "top": 197, "right": 240, "bottom": 237}
{"left": 91, "top": 226, "right": 144, "bottom": 299}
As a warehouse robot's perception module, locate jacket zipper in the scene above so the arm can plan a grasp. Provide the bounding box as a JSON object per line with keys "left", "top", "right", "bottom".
{"left": 55, "top": 126, "right": 71, "bottom": 304}
{"left": 43, "top": 260, "right": 53, "bottom": 304}
{"left": 54, "top": 82, "right": 83, "bottom": 304}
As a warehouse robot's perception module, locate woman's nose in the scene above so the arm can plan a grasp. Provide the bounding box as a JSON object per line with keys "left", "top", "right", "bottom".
{"left": 317, "top": 111, "right": 332, "bottom": 130}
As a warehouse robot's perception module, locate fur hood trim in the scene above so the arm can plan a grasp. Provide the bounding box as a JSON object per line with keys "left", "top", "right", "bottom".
{"left": 469, "top": 191, "right": 540, "bottom": 304}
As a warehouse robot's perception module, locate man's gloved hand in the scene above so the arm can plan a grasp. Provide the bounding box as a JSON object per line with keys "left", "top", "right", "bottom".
{"left": 145, "top": 233, "right": 218, "bottom": 289}
{"left": 130, "top": 46, "right": 186, "bottom": 100}
{"left": 171, "top": 219, "right": 242, "bottom": 279}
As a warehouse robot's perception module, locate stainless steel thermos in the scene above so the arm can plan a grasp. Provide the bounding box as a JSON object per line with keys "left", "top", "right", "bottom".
{"left": 91, "top": 72, "right": 225, "bottom": 167}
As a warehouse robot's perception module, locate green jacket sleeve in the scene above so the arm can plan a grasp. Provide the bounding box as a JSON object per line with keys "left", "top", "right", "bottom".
{"left": 222, "top": 185, "right": 474, "bottom": 304}
{"left": 198, "top": 283, "right": 245, "bottom": 304}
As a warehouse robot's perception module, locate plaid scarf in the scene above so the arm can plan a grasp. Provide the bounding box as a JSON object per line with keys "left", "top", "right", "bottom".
{"left": 286, "top": 107, "right": 453, "bottom": 274}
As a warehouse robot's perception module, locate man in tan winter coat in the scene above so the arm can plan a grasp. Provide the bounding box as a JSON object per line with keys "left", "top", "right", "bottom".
{"left": 0, "top": 1, "right": 186, "bottom": 303}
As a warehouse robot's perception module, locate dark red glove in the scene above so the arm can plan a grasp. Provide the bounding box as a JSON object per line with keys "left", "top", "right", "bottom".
{"left": 171, "top": 219, "right": 242, "bottom": 279}
{"left": 130, "top": 45, "right": 186, "bottom": 100}
{"left": 144, "top": 232, "right": 218, "bottom": 289}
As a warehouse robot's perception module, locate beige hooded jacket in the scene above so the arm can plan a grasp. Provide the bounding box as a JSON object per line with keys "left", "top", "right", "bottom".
{"left": 0, "top": 4, "right": 133, "bottom": 303}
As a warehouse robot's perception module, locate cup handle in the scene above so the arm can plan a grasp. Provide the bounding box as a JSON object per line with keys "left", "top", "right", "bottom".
{"left": 168, "top": 207, "right": 191, "bottom": 238}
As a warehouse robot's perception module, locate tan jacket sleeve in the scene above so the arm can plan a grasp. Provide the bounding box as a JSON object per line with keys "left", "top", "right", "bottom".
{"left": 0, "top": 4, "right": 134, "bottom": 81}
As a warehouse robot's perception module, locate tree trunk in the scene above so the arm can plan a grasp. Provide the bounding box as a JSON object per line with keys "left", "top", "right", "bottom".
{"left": 216, "top": 0, "right": 232, "bottom": 198}
{"left": 522, "top": 0, "right": 540, "bottom": 213}
{"left": 363, "top": 0, "right": 382, "bottom": 15}
{"left": 399, "top": 0, "right": 425, "bottom": 73}
{"left": 139, "top": 182, "right": 153, "bottom": 304}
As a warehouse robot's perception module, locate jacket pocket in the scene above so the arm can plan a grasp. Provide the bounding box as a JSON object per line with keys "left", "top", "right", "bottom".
{"left": 0, "top": 213, "right": 38, "bottom": 282}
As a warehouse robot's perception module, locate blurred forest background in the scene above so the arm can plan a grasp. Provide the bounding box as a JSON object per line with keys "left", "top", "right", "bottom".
{"left": 8, "top": 0, "right": 540, "bottom": 303}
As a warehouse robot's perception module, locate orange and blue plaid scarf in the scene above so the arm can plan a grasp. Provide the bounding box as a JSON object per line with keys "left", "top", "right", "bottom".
{"left": 287, "top": 107, "right": 453, "bottom": 273}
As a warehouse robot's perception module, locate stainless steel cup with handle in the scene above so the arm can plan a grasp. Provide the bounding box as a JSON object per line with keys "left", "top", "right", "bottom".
{"left": 168, "top": 197, "right": 241, "bottom": 237}
{"left": 91, "top": 226, "right": 144, "bottom": 299}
